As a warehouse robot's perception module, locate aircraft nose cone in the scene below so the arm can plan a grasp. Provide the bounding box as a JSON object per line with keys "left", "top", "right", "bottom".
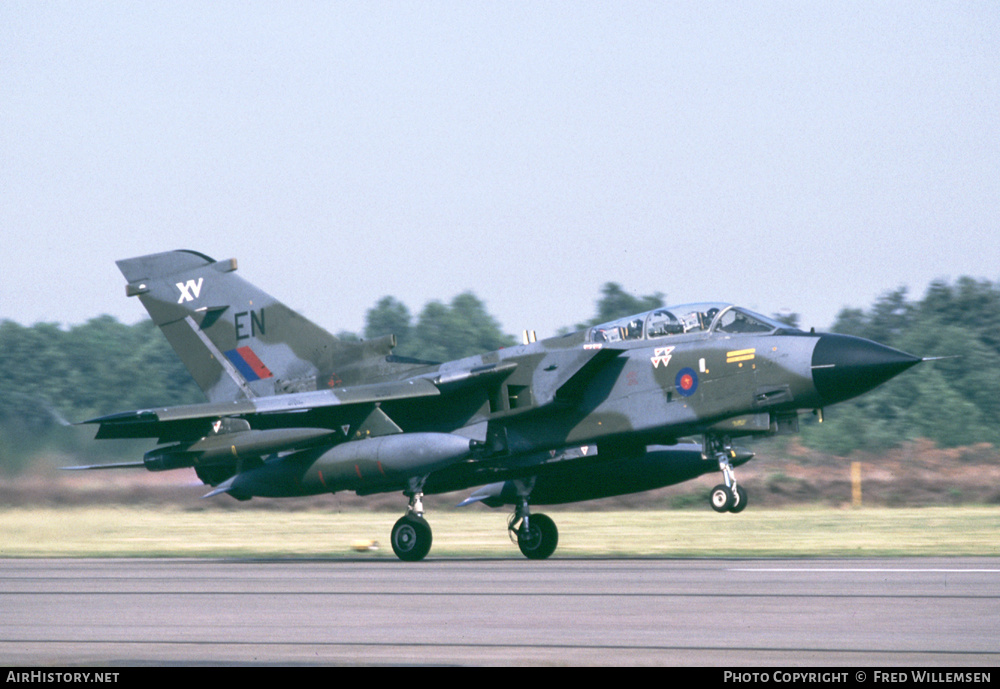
{"left": 811, "top": 334, "right": 921, "bottom": 406}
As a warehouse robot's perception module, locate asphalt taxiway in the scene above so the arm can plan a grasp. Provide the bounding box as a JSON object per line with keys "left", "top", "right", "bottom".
{"left": 1, "top": 558, "right": 998, "bottom": 666}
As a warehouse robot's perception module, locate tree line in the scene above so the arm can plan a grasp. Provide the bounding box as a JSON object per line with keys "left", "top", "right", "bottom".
{"left": 1, "top": 278, "right": 997, "bottom": 472}
{"left": 802, "top": 277, "right": 1000, "bottom": 454}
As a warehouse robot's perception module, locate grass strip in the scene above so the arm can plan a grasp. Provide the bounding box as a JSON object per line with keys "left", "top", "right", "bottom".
{"left": 1, "top": 506, "right": 997, "bottom": 558}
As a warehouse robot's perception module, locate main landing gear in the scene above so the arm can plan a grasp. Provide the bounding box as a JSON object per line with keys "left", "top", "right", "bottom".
{"left": 389, "top": 477, "right": 560, "bottom": 562}
{"left": 705, "top": 435, "right": 748, "bottom": 514}
{"left": 391, "top": 479, "right": 433, "bottom": 562}
{"left": 509, "top": 500, "right": 559, "bottom": 560}
{"left": 505, "top": 478, "right": 558, "bottom": 560}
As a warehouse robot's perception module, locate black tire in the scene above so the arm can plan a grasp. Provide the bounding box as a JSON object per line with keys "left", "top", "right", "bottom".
{"left": 517, "top": 513, "right": 558, "bottom": 560}
{"left": 710, "top": 484, "right": 734, "bottom": 513}
{"left": 730, "top": 485, "right": 748, "bottom": 513}
{"left": 391, "top": 515, "right": 432, "bottom": 561}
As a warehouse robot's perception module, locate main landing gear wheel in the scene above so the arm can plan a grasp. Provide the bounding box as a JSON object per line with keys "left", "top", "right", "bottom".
{"left": 516, "top": 513, "right": 558, "bottom": 560}
{"left": 391, "top": 514, "right": 432, "bottom": 562}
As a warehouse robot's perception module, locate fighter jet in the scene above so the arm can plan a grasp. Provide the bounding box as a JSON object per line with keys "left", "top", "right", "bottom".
{"left": 72, "top": 250, "right": 924, "bottom": 560}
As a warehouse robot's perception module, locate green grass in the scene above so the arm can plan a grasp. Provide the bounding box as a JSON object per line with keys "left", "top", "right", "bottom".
{"left": 1, "top": 506, "right": 997, "bottom": 558}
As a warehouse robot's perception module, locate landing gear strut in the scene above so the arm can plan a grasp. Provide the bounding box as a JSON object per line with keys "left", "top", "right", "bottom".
{"left": 507, "top": 481, "right": 559, "bottom": 559}
{"left": 391, "top": 479, "right": 432, "bottom": 561}
{"left": 705, "top": 435, "right": 748, "bottom": 514}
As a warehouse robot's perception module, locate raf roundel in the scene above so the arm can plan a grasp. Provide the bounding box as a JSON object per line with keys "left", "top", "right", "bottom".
{"left": 675, "top": 368, "right": 698, "bottom": 397}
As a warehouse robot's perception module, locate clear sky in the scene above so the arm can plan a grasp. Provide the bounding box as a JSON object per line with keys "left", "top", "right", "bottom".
{"left": 2, "top": 2, "right": 998, "bottom": 339}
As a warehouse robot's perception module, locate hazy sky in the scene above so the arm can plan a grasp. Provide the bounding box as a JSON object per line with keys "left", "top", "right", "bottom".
{"left": 2, "top": 2, "right": 998, "bottom": 339}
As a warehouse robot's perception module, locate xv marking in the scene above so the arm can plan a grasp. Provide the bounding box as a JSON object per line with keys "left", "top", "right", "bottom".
{"left": 176, "top": 278, "right": 204, "bottom": 303}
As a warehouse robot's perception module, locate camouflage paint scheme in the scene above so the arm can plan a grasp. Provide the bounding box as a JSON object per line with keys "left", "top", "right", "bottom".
{"left": 77, "top": 250, "right": 922, "bottom": 560}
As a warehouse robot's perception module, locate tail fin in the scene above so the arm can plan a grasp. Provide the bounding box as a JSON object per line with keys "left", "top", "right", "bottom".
{"left": 117, "top": 250, "right": 406, "bottom": 402}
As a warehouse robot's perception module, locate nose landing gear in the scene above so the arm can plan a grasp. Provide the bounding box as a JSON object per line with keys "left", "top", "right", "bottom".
{"left": 706, "top": 435, "right": 749, "bottom": 514}
{"left": 710, "top": 482, "right": 748, "bottom": 513}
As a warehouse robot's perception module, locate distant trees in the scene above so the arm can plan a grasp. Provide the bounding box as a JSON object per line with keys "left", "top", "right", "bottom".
{"left": 568, "top": 282, "right": 665, "bottom": 331}
{"left": 0, "top": 317, "right": 203, "bottom": 426}
{"left": 801, "top": 278, "right": 1000, "bottom": 454}
{"left": 587, "top": 283, "right": 665, "bottom": 325}
{"left": 0, "top": 317, "right": 204, "bottom": 472}
{"left": 364, "top": 293, "right": 516, "bottom": 362}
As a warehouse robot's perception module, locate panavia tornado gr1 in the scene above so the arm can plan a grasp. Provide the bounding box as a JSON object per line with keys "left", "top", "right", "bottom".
{"left": 72, "top": 250, "right": 925, "bottom": 560}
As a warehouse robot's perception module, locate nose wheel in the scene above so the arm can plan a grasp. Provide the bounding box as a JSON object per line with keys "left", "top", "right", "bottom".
{"left": 710, "top": 483, "right": 747, "bottom": 513}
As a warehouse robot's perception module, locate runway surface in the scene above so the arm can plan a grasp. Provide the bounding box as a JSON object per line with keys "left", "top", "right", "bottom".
{"left": 2, "top": 557, "right": 998, "bottom": 666}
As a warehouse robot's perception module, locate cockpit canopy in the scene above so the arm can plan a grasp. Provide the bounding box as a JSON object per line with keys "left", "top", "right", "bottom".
{"left": 587, "top": 303, "right": 795, "bottom": 344}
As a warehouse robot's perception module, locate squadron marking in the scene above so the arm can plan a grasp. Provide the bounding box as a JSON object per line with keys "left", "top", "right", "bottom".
{"left": 727, "top": 348, "right": 756, "bottom": 364}
{"left": 176, "top": 278, "right": 204, "bottom": 303}
{"left": 651, "top": 346, "right": 675, "bottom": 368}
